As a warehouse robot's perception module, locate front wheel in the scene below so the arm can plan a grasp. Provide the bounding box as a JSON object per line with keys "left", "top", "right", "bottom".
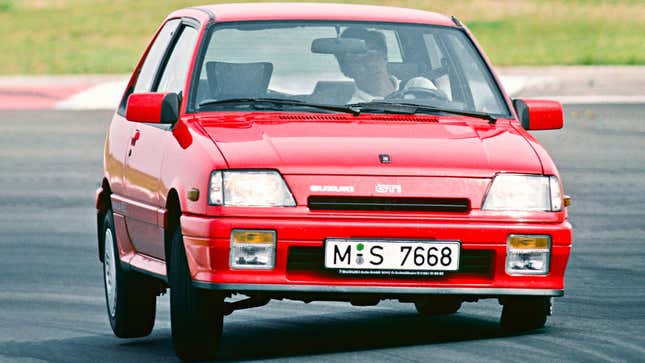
{"left": 102, "top": 209, "right": 157, "bottom": 338}
{"left": 500, "top": 297, "right": 551, "bottom": 332}
{"left": 169, "top": 228, "right": 224, "bottom": 362}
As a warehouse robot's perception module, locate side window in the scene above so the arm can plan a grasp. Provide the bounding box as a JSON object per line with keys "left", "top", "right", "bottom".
{"left": 423, "top": 33, "right": 452, "bottom": 100}
{"left": 443, "top": 32, "right": 507, "bottom": 114}
{"left": 157, "top": 26, "right": 198, "bottom": 94}
{"left": 423, "top": 34, "right": 443, "bottom": 69}
{"left": 382, "top": 30, "right": 403, "bottom": 62}
{"left": 133, "top": 19, "right": 180, "bottom": 93}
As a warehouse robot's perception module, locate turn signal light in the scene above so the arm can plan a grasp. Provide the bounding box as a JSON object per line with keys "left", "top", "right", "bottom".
{"left": 564, "top": 195, "right": 572, "bottom": 207}
{"left": 508, "top": 235, "right": 550, "bottom": 250}
{"left": 231, "top": 230, "right": 275, "bottom": 244}
{"left": 506, "top": 234, "right": 551, "bottom": 275}
{"left": 230, "top": 229, "right": 276, "bottom": 269}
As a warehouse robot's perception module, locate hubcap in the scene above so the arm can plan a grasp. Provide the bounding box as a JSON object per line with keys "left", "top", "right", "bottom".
{"left": 104, "top": 228, "right": 117, "bottom": 318}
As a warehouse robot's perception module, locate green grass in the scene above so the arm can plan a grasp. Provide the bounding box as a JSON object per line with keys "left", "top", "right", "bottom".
{"left": 0, "top": 0, "right": 643, "bottom": 74}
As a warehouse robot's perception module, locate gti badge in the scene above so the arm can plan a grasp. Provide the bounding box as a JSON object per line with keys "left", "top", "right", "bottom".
{"left": 376, "top": 184, "right": 402, "bottom": 194}
{"left": 379, "top": 154, "right": 391, "bottom": 164}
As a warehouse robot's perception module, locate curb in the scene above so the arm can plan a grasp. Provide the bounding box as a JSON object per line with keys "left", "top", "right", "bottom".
{"left": 54, "top": 78, "right": 129, "bottom": 110}
{"left": 1, "top": 66, "right": 643, "bottom": 110}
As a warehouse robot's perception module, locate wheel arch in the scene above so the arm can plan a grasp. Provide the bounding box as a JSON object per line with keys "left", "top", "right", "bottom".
{"left": 164, "top": 188, "right": 183, "bottom": 277}
{"left": 97, "top": 178, "right": 112, "bottom": 262}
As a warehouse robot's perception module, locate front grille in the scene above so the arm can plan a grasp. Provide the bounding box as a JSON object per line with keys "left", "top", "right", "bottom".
{"left": 308, "top": 196, "right": 470, "bottom": 213}
{"left": 287, "top": 246, "right": 493, "bottom": 277}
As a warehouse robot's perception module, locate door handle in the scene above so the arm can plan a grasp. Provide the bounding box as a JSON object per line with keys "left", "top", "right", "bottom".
{"left": 130, "top": 129, "right": 140, "bottom": 146}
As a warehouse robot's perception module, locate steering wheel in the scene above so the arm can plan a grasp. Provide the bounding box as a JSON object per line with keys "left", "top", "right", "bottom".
{"left": 384, "top": 87, "right": 447, "bottom": 101}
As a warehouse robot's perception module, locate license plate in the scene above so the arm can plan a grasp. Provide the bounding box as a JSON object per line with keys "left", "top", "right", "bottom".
{"left": 324, "top": 239, "right": 460, "bottom": 272}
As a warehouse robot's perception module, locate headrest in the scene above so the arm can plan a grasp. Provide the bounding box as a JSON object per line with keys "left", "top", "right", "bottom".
{"left": 310, "top": 81, "right": 356, "bottom": 104}
{"left": 206, "top": 61, "right": 273, "bottom": 99}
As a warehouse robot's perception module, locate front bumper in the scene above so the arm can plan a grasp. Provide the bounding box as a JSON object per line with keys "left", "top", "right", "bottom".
{"left": 194, "top": 283, "right": 563, "bottom": 298}
{"left": 180, "top": 213, "right": 571, "bottom": 297}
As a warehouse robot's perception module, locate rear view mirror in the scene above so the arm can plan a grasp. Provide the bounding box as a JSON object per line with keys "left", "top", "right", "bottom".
{"left": 513, "top": 99, "right": 564, "bottom": 130}
{"left": 126, "top": 92, "right": 180, "bottom": 124}
{"left": 311, "top": 37, "right": 367, "bottom": 54}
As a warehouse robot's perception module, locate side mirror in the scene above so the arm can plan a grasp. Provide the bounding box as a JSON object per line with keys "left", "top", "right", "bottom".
{"left": 126, "top": 92, "right": 180, "bottom": 124}
{"left": 512, "top": 99, "right": 564, "bottom": 130}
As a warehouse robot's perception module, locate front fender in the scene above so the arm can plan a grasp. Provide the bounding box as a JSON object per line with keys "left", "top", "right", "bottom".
{"left": 160, "top": 120, "right": 228, "bottom": 216}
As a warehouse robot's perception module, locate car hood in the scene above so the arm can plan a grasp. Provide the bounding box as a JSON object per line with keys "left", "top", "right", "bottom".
{"left": 199, "top": 114, "right": 543, "bottom": 177}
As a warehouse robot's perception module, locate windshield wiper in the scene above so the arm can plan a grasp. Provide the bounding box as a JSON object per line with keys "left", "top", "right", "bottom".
{"left": 349, "top": 101, "right": 497, "bottom": 124}
{"left": 199, "top": 97, "right": 360, "bottom": 115}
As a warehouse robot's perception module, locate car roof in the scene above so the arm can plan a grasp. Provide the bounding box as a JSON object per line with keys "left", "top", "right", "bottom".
{"left": 172, "top": 3, "right": 457, "bottom": 27}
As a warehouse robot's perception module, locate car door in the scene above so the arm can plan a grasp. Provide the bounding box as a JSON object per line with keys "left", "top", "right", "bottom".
{"left": 111, "top": 19, "right": 179, "bottom": 257}
{"left": 122, "top": 21, "right": 198, "bottom": 259}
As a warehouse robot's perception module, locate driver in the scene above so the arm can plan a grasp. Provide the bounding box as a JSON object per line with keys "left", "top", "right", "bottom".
{"left": 335, "top": 27, "right": 442, "bottom": 103}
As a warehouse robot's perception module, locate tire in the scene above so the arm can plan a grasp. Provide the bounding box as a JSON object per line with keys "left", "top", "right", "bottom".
{"left": 414, "top": 296, "right": 462, "bottom": 316}
{"left": 102, "top": 209, "right": 156, "bottom": 338}
{"left": 500, "top": 297, "right": 550, "bottom": 332}
{"left": 169, "top": 228, "right": 224, "bottom": 362}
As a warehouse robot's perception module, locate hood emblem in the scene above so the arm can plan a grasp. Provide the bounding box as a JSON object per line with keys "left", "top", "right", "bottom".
{"left": 379, "top": 154, "right": 391, "bottom": 164}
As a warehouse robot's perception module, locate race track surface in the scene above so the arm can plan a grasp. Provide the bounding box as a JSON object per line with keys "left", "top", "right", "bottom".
{"left": 1, "top": 105, "right": 644, "bottom": 362}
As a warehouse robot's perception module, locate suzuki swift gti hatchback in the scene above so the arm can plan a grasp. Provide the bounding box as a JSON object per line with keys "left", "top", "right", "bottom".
{"left": 95, "top": 3, "right": 572, "bottom": 361}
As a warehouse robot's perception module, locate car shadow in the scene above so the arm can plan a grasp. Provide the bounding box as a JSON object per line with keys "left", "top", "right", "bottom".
{"left": 218, "top": 309, "right": 530, "bottom": 361}
{"left": 0, "top": 309, "right": 546, "bottom": 362}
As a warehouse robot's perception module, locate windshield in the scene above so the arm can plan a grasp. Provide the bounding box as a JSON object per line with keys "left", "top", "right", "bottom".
{"left": 190, "top": 21, "right": 510, "bottom": 117}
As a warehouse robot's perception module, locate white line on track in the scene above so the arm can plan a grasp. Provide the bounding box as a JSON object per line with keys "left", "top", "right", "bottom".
{"left": 0, "top": 291, "right": 104, "bottom": 304}
{"left": 51, "top": 77, "right": 644, "bottom": 110}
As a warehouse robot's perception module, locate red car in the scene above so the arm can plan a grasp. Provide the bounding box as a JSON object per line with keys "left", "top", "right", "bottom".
{"left": 96, "top": 3, "right": 572, "bottom": 361}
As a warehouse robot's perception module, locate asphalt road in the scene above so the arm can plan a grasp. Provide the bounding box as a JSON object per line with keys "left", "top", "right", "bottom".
{"left": 1, "top": 105, "right": 644, "bottom": 362}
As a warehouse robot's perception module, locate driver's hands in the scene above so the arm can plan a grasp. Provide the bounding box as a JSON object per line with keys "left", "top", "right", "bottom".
{"left": 399, "top": 77, "right": 449, "bottom": 100}
{"left": 405, "top": 77, "right": 438, "bottom": 90}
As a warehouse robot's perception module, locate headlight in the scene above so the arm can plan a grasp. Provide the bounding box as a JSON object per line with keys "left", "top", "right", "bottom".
{"left": 482, "top": 174, "right": 562, "bottom": 212}
{"left": 208, "top": 170, "right": 296, "bottom": 207}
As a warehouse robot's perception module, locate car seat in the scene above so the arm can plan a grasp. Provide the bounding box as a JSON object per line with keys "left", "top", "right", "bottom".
{"left": 309, "top": 81, "right": 356, "bottom": 104}
{"left": 205, "top": 61, "right": 273, "bottom": 99}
